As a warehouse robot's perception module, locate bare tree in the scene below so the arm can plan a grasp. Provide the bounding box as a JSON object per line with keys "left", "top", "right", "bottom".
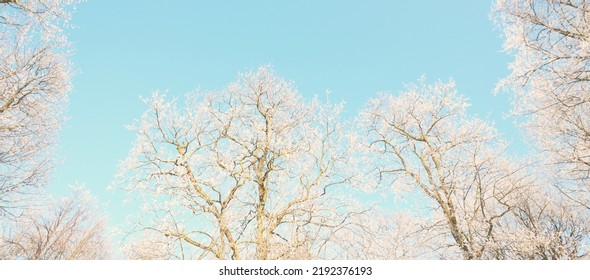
{"left": 119, "top": 66, "right": 372, "bottom": 260}
{"left": 0, "top": 188, "right": 110, "bottom": 260}
{"left": 123, "top": 231, "right": 178, "bottom": 260}
{"left": 0, "top": 0, "right": 76, "bottom": 218}
{"left": 490, "top": 187, "right": 590, "bottom": 259}
{"left": 357, "top": 78, "right": 589, "bottom": 259}
{"left": 492, "top": 0, "right": 590, "bottom": 207}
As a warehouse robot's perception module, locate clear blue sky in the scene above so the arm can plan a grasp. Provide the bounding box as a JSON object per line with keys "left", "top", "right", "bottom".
{"left": 50, "top": 1, "right": 518, "bottom": 234}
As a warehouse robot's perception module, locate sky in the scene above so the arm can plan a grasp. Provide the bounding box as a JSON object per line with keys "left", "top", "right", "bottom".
{"left": 49, "top": 1, "right": 520, "bottom": 239}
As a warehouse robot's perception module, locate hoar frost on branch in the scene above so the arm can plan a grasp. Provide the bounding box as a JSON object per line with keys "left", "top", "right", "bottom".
{"left": 492, "top": 0, "right": 590, "bottom": 207}
{"left": 357, "top": 78, "right": 590, "bottom": 259}
{"left": 0, "top": 0, "right": 107, "bottom": 261}
{"left": 119, "top": 66, "right": 378, "bottom": 260}
{"left": 0, "top": 188, "right": 110, "bottom": 260}
{"left": 0, "top": 0, "right": 77, "bottom": 217}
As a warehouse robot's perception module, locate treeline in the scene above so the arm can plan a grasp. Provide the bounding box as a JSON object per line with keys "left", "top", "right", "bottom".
{"left": 1, "top": 0, "right": 589, "bottom": 260}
